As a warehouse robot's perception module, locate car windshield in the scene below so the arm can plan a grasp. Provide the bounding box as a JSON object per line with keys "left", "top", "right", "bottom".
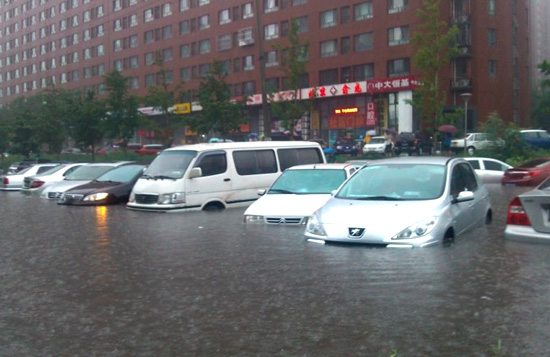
{"left": 336, "top": 164, "right": 445, "bottom": 200}
{"left": 369, "top": 138, "right": 385, "bottom": 144}
{"left": 268, "top": 169, "right": 347, "bottom": 195}
{"left": 39, "top": 165, "right": 64, "bottom": 176}
{"left": 96, "top": 164, "right": 144, "bottom": 183}
{"left": 519, "top": 158, "right": 550, "bottom": 168}
{"left": 65, "top": 165, "right": 115, "bottom": 181}
{"left": 143, "top": 150, "right": 196, "bottom": 179}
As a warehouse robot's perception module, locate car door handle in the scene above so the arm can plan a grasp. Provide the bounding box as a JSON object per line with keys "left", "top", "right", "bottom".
{"left": 224, "top": 178, "right": 231, "bottom": 182}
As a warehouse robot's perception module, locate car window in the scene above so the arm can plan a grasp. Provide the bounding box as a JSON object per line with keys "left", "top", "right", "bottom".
{"left": 65, "top": 165, "right": 115, "bottom": 180}
{"left": 467, "top": 160, "right": 480, "bottom": 170}
{"left": 269, "top": 169, "right": 347, "bottom": 194}
{"left": 63, "top": 165, "right": 82, "bottom": 176}
{"left": 195, "top": 153, "right": 227, "bottom": 177}
{"left": 96, "top": 165, "right": 144, "bottom": 183}
{"left": 39, "top": 165, "right": 64, "bottom": 175}
{"left": 483, "top": 160, "right": 505, "bottom": 171}
{"left": 451, "top": 163, "right": 478, "bottom": 197}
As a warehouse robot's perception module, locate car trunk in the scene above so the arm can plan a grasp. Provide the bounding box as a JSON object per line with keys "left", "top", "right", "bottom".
{"left": 520, "top": 191, "right": 550, "bottom": 233}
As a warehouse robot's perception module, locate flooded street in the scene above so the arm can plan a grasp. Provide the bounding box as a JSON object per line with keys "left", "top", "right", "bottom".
{"left": 1, "top": 184, "right": 550, "bottom": 356}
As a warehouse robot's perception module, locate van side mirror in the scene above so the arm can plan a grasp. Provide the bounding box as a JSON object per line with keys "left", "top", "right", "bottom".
{"left": 452, "top": 190, "right": 474, "bottom": 204}
{"left": 188, "top": 167, "right": 202, "bottom": 179}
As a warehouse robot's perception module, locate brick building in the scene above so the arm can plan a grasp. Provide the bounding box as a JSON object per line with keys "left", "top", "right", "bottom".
{"left": 0, "top": 0, "right": 531, "bottom": 144}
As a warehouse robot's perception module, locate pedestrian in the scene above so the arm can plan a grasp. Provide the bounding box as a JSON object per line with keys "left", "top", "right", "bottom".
{"left": 384, "top": 131, "right": 393, "bottom": 157}
{"left": 442, "top": 133, "right": 452, "bottom": 156}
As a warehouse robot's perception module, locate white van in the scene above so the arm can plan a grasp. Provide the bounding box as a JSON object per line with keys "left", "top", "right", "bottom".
{"left": 127, "top": 141, "right": 326, "bottom": 212}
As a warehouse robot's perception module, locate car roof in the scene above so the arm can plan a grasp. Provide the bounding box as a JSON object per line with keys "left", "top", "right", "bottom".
{"left": 286, "top": 163, "right": 358, "bottom": 171}
{"left": 165, "top": 141, "right": 321, "bottom": 151}
{"left": 365, "top": 156, "right": 456, "bottom": 166}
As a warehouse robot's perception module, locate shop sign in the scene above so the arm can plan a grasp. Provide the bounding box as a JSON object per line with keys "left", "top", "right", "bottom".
{"left": 334, "top": 107, "right": 359, "bottom": 115}
{"left": 366, "top": 76, "right": 420, "bottom": 94}
{"left": 366, "top": 102, "right": 377, "bottom": 126}
{"left": 328, "top": 115, "right": 366, "bottom": 129}
{"left": 172, "top": 103, "right": 191, "bottom": 114}
{"left": 138, "top": 107, "right": 165, "bottom": 116}
{"left": 300, "top": 82, "right": 366, "bottom": 99}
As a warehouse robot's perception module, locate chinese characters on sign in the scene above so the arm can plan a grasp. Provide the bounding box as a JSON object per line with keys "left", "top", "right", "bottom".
{"left": 366, "top": 76, "right": 420, "bottom": 94}
{"left": 366, "top": 102, "right": 377, "bottom": 126}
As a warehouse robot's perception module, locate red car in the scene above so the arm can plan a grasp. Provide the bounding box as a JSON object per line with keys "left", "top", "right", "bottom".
{"left": 136, "top": 144, "right": 165, "bottom": 156}
{"left": 501, "top": 157, "right": 550, "bottom": 186}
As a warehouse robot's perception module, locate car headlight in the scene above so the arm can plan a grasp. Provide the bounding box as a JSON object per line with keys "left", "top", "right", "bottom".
{"left": 128, "top": 192, "right": 135, "bottom": 203}
{"left": 392, "top": 217, "right": 438, "bottom": 240}
{"left": 83, "top": 192, "right": 109, "bottom": 201}
{"left": 159, "top": 192, "right": 185, "bottom": 204}
{"left": 305, "top": 214, "right": 327, "bottom": 237}
{"left": 243, "top": 215, "right": 264, "bottom": 224}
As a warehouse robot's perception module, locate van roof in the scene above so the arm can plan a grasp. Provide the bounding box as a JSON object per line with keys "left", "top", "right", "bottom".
{"left": 164, "top": 141, "right": 322, "bottom": 152}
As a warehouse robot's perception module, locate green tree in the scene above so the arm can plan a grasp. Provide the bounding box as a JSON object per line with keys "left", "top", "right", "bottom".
{"left": 480, "top": 112, "right": 531, "bottom": 163}
{"left": 538, "top": 60, "right": 550, "bottom": 89}
{"left": 409, "top": 0, "right": 459, "bottom": 142}
{"left": 194, "top": 60, "right": 247, "bottom": 139}
{"left": 8, "top": 96, "right": 43, "bottom": 157}
{"left": 144, "top": 58, "right": 187, "bottom": 146}
{"left": 71, "top": 90, "right": 106, "bottom": 162}
{"left": 103, "top": 70, "right": 140, "bottom": 155}
{"left": 0, "top": 107, "right": 13, "bottom": 169}
{"left": 38, "top": 87, "right": 75, "bottom": 155}
{"left": 531, "top": 60, "right": 550, "bottom": 130}
{"left": 271, "top": 19, "right": 311, "bottom": 139}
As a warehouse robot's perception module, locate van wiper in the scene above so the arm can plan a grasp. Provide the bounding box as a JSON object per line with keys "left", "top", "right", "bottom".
{"left": 141, "top": 174, "right": 155, "bottom": 179}
{"left": 268, "top": 188, "right": 295, "bottom": 194}
{"left": 153, "top": 175, "right": 176, "bottom": 180}
{"left": 360, "top": 195, "right": 403, "bottom": 201}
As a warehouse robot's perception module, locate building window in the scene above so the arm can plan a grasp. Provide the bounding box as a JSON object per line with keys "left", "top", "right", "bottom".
{"left": 488, "top": 28, "right": 496, "bottom": 47}
{"left": 163, "top": 25, "right": 173, "bottom": 39}
{"left": 163, "top": 48, "right": 173, "bottom": 61}
{"left": 319, "top": 69, "right": 338, "bottom": 85}
{"left": 388, "top": 0, "right": 408, "bottom": 14}
{"left": 264, "top": 0, "right": 278, "bottom": 13}
{"left": 114, "top": 39, "right": 122, "bottom": 52}
{"left": 243, "top": 55, "right": 254, "bottom": 70}
{"left": 180, "top": 44, "right": 190, "bottom": 58}
{"left": 180, "top": 0, "right": 189, "bottom": 11}
{"left": 387, "top": 58, "right": 410, "bottom": 77}
{"left": 180, "top": 20, "right": 190, "bottom": 34}
{"left": 320, "top": 39, "right": 337, "bottom": 57}
{"left": 341, "top": 36, "right": 350, "bottom": 54}
{"left": 340, "top": 67, "right": 351, "bottom": 82}
{"left": 181, "top": 67, "right": 190, "bottom": 81}
{"left": 265, "top": 51, "right": 278, "bottom": 67}
{"left": 489, "top": 60, "right": 497, "bottom": 78}
{"left": 488, "top": 0, "right": 495, "bottom": 15}
{"left": 353, "top": 63, "right": 374, "bottom": 80}
{"left": 219, "top": 9, "right": 231, "bottom": 24}
{"left": 129, "top": 77, "right": 138, "bottom": 89}
{"left": 293, "top": 0, "right": 307, "bottom": 5}
{"left": 163, "top": 3, "right": 172, "bottom": 16}
{"left": 199, "top": 63, "right": 210, "bottom": 77}
{"left": 294, "top": 16, "right": 308, "bottom": 33}
{"left": 145, "top": 74, "right": 154, "bottom": 87}
{"left": 264, "top": 23, "right": 279, "bottom": 40}
{"left": 217, "top": 34, "right": 232, "bottom": 51}
{"left": 242, "top": 3, "right": 253, "bottom": 18}
{"left": 354, "top": 2, "right": 373, "bottom": 20}
{"left": 243, "top": 81, "right": 255, "bottom": 95}
{"left": 320, "top": 9, "right": 337, "bottom": 28}
{"left": 199, "top": 15, "right": 210, "bottom": 30}
{"left": 145, "top": 52, "right": 155, "bottom": 65}
{"left": 354, "top": 32, "right": 373, "bottom": 51}
{"left": 130, "top": 56, "right": 139, "bottom": 68}
{"left": 199, "top": 39, "right": 211, "bottom": 54}
{"left": 388, "top": 26, "right": 409, "bottom": 46}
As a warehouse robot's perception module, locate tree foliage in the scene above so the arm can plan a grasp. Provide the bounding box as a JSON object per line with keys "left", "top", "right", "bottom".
{"left": 194, "top": 60, "right": 247, "bottom": 138}
{"left": 103, "top": 70, "right": 140, "bottom": 151}
{"left": 538, "top": 60, "right": 550, "bottom": 89}
{"left": 409, "top": 0, "right": 459, "bottom": 137}
{"left": 71, "top": 90, "right": 106, "bottom": 162}
{"left": 270, "top": 20, "right": 311, "bottom": 139}
{"left": 38, "top": 87, "right": 75, "bottom": 155}
{"left": 7, "top": 96, "right": 43, "bottom": 157}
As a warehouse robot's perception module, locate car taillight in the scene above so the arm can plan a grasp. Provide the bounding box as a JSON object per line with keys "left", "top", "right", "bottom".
{"left": 507, "top": 197, "right": 531, "bottom": 226}
{"left": 3, "top": 177, "right": 8, "bottom": 184}
{"left": 31, "top": 180, "right": 45, "bottom": 188}
{"left": 527, "top": 170, "right": 540, "bottom": 177}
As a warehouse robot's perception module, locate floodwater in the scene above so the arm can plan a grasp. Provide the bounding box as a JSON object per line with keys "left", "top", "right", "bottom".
{"left": 1, "top": 184, "right": 549, "bottom": 356}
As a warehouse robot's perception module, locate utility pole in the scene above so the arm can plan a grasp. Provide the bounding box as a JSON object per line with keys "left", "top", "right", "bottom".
{"left": 255, "top": 0, "right": 271, "bottom": 140}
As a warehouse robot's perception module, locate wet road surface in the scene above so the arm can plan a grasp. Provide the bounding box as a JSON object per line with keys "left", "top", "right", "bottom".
{"left": 1, "top": 184, "right": 549, "bottom": 356}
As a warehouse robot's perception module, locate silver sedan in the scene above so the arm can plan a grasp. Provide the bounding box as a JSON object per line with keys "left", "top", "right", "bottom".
{"left": 305, "top": 156, "right": 492, "bottom": 248}
{"left": 504, "top": 178, "right": 550, "bottom": 243}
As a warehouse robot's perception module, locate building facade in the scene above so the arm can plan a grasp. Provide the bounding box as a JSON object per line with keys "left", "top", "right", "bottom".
{"left": 530, "top": 0, "right": 550, "bottom": 88}
{"left": 0, "top": 0, "right": 531, "bottom": 144}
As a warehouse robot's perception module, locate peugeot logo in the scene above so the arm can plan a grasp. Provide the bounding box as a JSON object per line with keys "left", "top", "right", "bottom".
{"left": 348, "top": 228, "right": 365, "bottom": 238}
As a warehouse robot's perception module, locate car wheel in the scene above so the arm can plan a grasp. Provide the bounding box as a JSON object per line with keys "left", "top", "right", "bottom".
{"left": 485, "top": 210, "right": 492, "bottom": 224}
{"left": 442, "top": 228, "right": 455, "bottom": 246}
{"left": 467, "top": 146, "right": 476, "bottom": 155}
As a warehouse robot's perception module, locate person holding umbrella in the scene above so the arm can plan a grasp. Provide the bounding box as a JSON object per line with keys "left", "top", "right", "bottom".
{"left": 384, "top": 129, "right": 394, "bottom": 157}
{"left": 438, "top": 125, "right": 458, "bottom": 156}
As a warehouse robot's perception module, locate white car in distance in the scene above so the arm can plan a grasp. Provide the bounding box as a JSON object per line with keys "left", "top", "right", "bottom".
{"left": 464, "top": 157, "right": 512, "bottom": 184}
{"left": 0, "top": 163, "right": 61, "bottom": 191}
{"left": 20, "top": 163, "right": 85, "bottom": 196}
{"left": 243, "top": 163, "right": 360, "bottom": 225}
{"left": 363, "top": 136, "right": 386, "bottom": 154}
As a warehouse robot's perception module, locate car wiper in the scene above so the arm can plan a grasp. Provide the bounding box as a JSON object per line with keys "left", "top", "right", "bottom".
{"left": 349, "top": 195, "right": 404, "bottom": 201}
{"left": 153, "top": 175, "right": 177, "bottom": 180}
{"left": 141, "top": 174, "right": 155, "bottom": 179}
{"left": 268, "top": 188, "right": 295, "bottom": 194}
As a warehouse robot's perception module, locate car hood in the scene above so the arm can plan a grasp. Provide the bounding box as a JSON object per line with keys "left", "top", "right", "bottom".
{"left": 65, "top": 181, "right": 125, "bottom": 195}
{"left": 44, "top": 180, "right": 92, "bottom": 193}
{"left": 317, "top": 198, "right": 444, "bottom": 233}
{"left": 245, "top": 194, "right": 332, "bottom": 217}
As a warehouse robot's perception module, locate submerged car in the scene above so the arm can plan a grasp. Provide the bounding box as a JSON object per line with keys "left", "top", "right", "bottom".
{"left": 21, "top": 163, "right": 85, "bottom": 196}
{"left": 0, "top": 163, "right": 61, "bottom": 191}
{"left": 504, "top": 178, "right": 550, "bottom": 244}
{"left": 501, "top": 157, "right": 550, "bottom": 186}
{"left": 305, "top": 157, "right": 492, "bottom": 248}
{"left": 464, "top": 157, "right": 512, "bottom": 184}
{"left": 243, "top": 163, "right": 360, "bottom": 225}
{"left": 57, "top": 164, "right": 145, "bottom": 206}
{"left": 41, "top": 162, "right": 134, "bottom": 199}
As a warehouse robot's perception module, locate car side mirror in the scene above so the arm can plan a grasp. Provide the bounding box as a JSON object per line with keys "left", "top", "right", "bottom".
{"left": 257, "top": 189, "right": 266, "bottom": 196}
{"left": 188, "top": 167, "right": 202, "bottom": 179}
{"left": 453, "top": 190, "right": 474, "bottom": 204}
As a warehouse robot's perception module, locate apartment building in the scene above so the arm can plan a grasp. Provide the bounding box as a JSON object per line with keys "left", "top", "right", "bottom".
{"left": 530, "top": 0, "right": 550, "bottom": 88}
{"left": 0, "top": 0, "right": 530, "bottom": 143}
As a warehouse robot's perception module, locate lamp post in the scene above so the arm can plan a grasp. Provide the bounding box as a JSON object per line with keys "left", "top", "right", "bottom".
{"left": 460, "top": 93, "right": 472, "bottom": 155}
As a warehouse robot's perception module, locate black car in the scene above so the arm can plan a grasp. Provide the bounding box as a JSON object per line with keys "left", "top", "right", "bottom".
{"left": 57, "top": 164, "right": 144, "bottom": 206}
{"left": 334, "top": 138, "right": 359, "bottom": 156}
{"left": 393, "top": 132, "right": 418, "bottom": 156}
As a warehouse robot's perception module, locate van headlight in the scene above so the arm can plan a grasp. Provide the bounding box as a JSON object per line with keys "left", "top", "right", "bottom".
{"left": 243, "top": 215, "right": 264, "bottom": 224}
{"left": 83, "top": 192, "right": 109, "bottom": 201}
{"left": 306, "top": 214, "right": 327, "bottom": 237}
{"left": 159, "top": 192, "right": 185, "bottom": 204}
{"left": 392, "top": 217, "right": 438, "bottom": 240}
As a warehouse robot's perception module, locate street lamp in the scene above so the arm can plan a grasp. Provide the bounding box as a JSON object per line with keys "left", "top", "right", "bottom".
{"left": 460, "top": 92, "right": 472, "bottom": 155}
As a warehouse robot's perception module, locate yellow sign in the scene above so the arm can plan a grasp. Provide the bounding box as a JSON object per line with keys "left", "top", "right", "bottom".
{"left": 173, "top": 103, "right": 191, "bottom": 114}
{"left": 334, "top": 107, "right": 359, "bottom": 115}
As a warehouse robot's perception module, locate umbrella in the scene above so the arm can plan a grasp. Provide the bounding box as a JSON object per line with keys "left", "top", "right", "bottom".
{"left": 438, "top": 124, "right": 459, "bottom": 133}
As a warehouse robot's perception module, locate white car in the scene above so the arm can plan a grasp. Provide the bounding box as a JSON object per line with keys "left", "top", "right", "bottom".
{"left": 243, "top": 163, "right": 360, "bottom": 225}
{"left": 451, "top": 133, "right": 495, "bottom": 155}
{"left": 20, "top": 163, "right": 85, "bottom": 196}
{"left": 464, "top": 157, "right": 512, "bottom": 184}
{"left": 41, "top": 162, "right": 133, "bottom": 199}
{"left": 0, "top": 163, "right": 61, "bottom": 191}
{"left": 363, "top": 136, "right": 386, "bottom": 154}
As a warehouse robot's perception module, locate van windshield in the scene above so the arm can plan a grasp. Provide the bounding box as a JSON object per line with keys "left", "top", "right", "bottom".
{"left": 143, "top": 150, "right": 197, "bottom": 179}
